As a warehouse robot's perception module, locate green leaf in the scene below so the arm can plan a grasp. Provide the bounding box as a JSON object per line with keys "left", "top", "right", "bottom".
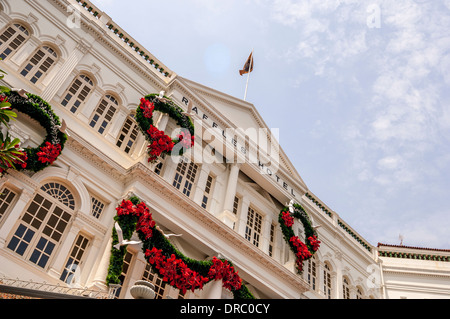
{"left": 0, "top": 86, "right": 10, "bottom": 93}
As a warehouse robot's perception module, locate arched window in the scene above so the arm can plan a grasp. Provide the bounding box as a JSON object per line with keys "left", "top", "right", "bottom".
{"left": 172, "top": 157, "right": 198, "bottom": 198}
{"left": 20, "top": 45, "right": 58, "bottom": 84}
{"left": 323, "top": 263, "right": 332, "bottom": 299}
{"left": 89, "top": 94, "right": 118, "bottom": 134}
{"left": 59, "top": 234, "right": 90, "bottom": 285}
{"left": 40, "top": 182, "right": 75, "bottom": 210}
{"left": 116, "top": 115, "right": 139, "bottom": 154}
{"left": 7, "top": 182, "right": 75, "bottom": 269}
{"left": 343, "top": 277, "right": 350, "bottom": 299}
{"left": 306, "top": 256, "right": 317, "bottom": 291}
{"left": 0, "top": 23, "right": 30, "bottom": 60}
{"left": 356, "top": 287, "right": 363, "bottom": 299}
{"left": 61, "top": 74, "right": 94, "bottom": 114}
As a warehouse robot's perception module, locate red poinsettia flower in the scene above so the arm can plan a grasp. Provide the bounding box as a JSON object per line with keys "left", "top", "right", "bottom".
{"left": 139, "top": 98, "right": 155, "bottom": 119}
{"left": 36, "top": 142, "right": 61, "bottom": 165}
{"left": 146, "top": 125, "right": 175, "bottom": 162}
{"left": 281, "top": 211, "right": 294, "bottom": 227}
{"left": 115, "top": 199, "right": 135, "bottom": 216}
{"left": 208, "top": 257, "right": 242, "bottom": 291}
{"left": 308, "top": 235, "right": 321, "bottom": 251}
{"left": 289, "top": 235, "right": 313, "bottom": 272}
{"left": 177, "top": 131, "right": 195, "bottom": 149}
{"left": 136, "top": 203, "right": 156, "bottom": 240}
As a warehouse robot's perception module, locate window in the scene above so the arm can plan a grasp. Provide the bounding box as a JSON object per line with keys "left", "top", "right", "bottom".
{"left": 0, "top": 23, "right": 30, "bottom": 60}
{"left": 343, "top": 277, "right": 350, "bottom": 299}
{"left": 20, "top": 45, "right": 58, "bottom": 84}
{"left": 307, "top": 257, "right": 317, "bottom": 291}
{"left": 245, "top": 206, "right": 262, "bottom": 247}
{"left": 323, "top": 263, "right": 332, "bottom": 299}
{"left": 0, "top": 187, "right": 17, "bottom": 222}
{"left": 91, "top": 196, "right": 105, "bottom": 219}
{"left": 268, "top": 223, "right": 275, "bottom": 257}
{"left": 7, "top": 184, "right": 73, "bottom": 269}
{"left": 61, "top": 75, "right": 94, "bottom": 114}
{"left": 172, "top": 158, "right": 198, "bottom": 198}
{"left": 201, "top": 174, "right": 215, "bottom": 209}
{"left": 356, "top": 287, "right": 363, "bottom": 299}
{"left": 142, "top": 263, "right": 167, "bottom": 299}
{"left": 115, "top": 250, "right": 134, "bottom": 298}
{"left": 154, "top": 154, "right": 166, "bottom": 176}
{"left": 116, "top": 116, "right": 139, "bottom": 154}
{"left": 89, "top": 94, "right": 118, "bottom": 134}
{"left": 40, "top": 182, "right": 75, "bottom": 210}
{"left": 60, "top": 234, "right": 90, "bottom": 285}
{"left": 232, "top": 196, "right": 240, "bottom": 215}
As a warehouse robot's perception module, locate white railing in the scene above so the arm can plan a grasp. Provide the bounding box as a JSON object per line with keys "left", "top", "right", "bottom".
{"left": 0, "top": 275, "right": 116, "bottom": 299}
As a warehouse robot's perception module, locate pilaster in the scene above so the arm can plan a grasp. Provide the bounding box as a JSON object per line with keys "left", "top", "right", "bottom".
{"left": 41, "top": 40, "right": 90, "bottom": 102}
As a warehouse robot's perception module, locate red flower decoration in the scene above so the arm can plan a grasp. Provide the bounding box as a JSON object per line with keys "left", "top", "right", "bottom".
{"left": 139, "top": 98, "right": 155, "bottom": 119}
{"left": 308, "top": 235, "right": 321, "bottom": 252}
{"left": 115, "top": 199, "right": 135, "bottom": 216}
{"left": 208, "top": 257, "right": 242, "bottom": 291}
{"left": 145, "top": 249, "right": 209, "bottom": 294}
{"left": 290, "top": 236, "right": 313, "bottom": 272}
{"left": 136, "top": 202, "right": 156, "bottom": 240}
{"left": 281, "top": 211, "right": 294, "bottom": 227}
{"left": 36, "top": 142, "right": 61, "bottom": 165}
{"left": 177, "top": 131, "right": 195, "bottom": 149}
{"left": 146, "top": 125, "right": 175, "bottom": 162}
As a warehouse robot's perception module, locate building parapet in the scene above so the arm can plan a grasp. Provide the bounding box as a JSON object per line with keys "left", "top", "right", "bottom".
{"left": 378, "top": 243, "right": 450, "bottom": 262}
{"left": 304, "top": 192, "right": 373, "bottom": 253}
{"left": 305, "top": 192, "right": 333, "bottom": 218}
{"left": 73, "top": 0, "right": 175, "bottom": 80}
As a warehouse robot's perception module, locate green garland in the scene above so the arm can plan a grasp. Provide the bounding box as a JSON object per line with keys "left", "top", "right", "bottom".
{"left": 279, "top": 203, "right": 321, "bottom": 274}
{"left": 106, "top": 196, "right": 254, "bottom": 299}
{"left": 136, "top": 93, "right": 195, "bottom": 161}
{"left": 6, "top": 90, "right": 67, "bottom": 172}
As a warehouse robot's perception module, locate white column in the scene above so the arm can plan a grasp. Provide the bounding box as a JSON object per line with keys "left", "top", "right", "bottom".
{"left": 123, "top": 251, "right": 147, "bottom": 299}
{"left": 105, "top": 108, "right": 127, "bottom": 143}
{"left": 260, "top": 216, "right": 272, "bottom": 255}
{"left": 334, "top": 250, "right": 343, "bottom": 299}
{"left": 0, "top": 188, "right": 33, "bottom": 247}
{"left": 193, "top": 165, "right": 210, "bottom": 207}
{"left": 41, "top": 41, "right": 90, "bottom": 101}
{"left": 222, "top": 163, "right": 240, "bottom": 213}
{"left": 48, "top": 223, "right": 80, "bottom": 280}
{"left": 9, "top": 36, "right": 40, "bottom": 69}
{"left": 91, "top": 237, "right": 113, "bottom": 290}
{"left": 82, "top": 236, "right": 103, "bottom": 287}
{"left": 236, "top": 197, "right": 250, "bottom": 237}
{"left": 79, "top": 88, "right": 103, "bottom": 123}
{"left": 156, "top": 113, "right": 169, "bottom": 131}
{"left": 202, "top": 279, "right": 223, "bottom": 299}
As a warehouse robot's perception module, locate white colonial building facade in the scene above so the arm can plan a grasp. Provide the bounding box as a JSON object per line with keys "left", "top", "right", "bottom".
{"left": 0, "top": 0, "right": 448, "bottom": 300}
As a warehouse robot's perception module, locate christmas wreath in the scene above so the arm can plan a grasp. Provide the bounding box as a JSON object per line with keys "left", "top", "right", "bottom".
{"left": 279, "top": 202, "right": 320, "bottom": 273}
{"left": 107, "top": 197, "right": 255, "bottom": 299}
{"left": 136, "top": 93, "right": 195, "bottom": 162}
{"left": 2, "top": 91, "right": 67, "bottom": 173}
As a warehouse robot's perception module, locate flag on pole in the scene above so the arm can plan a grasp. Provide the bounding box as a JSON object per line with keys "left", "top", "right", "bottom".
{"left": 239, "top": 52, "right": 254, "bottom": 76}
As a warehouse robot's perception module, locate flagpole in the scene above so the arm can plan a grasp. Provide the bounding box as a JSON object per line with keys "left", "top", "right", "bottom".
{"left": 244, "top": 48, "right": 254, "bottom": 101}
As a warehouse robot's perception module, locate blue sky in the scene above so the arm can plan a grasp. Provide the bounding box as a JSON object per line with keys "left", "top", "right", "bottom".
{"left": 90, "top": 0, "right": 450, "bottom": 249}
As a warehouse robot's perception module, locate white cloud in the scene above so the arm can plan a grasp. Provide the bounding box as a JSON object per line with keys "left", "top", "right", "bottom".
{"left": 377, "top": 156, "right": 402, "bottom": 170}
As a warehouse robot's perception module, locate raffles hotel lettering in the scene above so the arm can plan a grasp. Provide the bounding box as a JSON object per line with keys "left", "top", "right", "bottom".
{"left": 180, "top": 96, "right": 297, "bottom": 198}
